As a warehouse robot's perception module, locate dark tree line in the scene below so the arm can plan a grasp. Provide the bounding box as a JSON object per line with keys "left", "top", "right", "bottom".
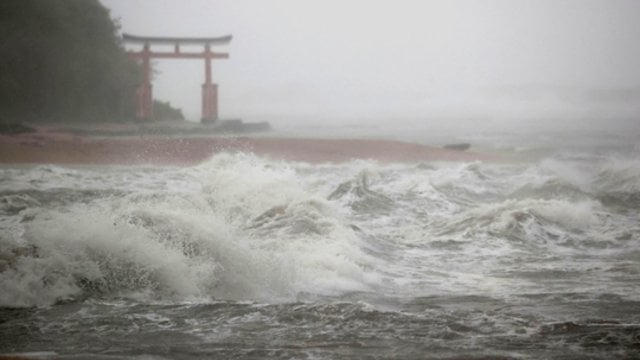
{"left": 0, "top": 0, "right": 141, "bottom": 123}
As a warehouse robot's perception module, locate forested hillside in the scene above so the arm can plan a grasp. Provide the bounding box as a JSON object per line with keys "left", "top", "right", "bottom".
{"left": 0, "top": 0, "right": 139, "bottom": 122}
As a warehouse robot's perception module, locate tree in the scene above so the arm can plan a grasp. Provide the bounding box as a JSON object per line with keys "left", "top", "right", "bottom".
{"left": 0, "top": 0, "right": 139, "bottom": 122}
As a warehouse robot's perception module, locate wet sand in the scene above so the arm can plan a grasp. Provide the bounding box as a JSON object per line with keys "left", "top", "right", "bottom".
{"left": 0, "top": 132, "right": 496, "bottom": 166}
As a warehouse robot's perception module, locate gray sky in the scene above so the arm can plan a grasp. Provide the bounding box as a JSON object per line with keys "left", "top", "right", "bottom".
{"left": 102, "top": 0, "right": 640, "bottom": 122}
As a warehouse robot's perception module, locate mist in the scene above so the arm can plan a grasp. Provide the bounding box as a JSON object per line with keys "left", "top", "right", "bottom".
{"left": 101, "top": 0, "right": 640, "bottom": 129}
{"left": 4, "top": 2, "right": 640, "bottom": 357}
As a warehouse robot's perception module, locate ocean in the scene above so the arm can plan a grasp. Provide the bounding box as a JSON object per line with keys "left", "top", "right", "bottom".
{"left": 1, "top": 119, "right": 639, "bottom": 359}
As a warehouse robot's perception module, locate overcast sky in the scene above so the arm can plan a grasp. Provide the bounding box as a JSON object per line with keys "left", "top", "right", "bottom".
{"left": 101, "top": 0, "right": 640, "bottom": 122}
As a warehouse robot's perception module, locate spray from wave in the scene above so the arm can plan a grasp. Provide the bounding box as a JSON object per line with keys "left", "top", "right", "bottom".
{"left": 1, "top": 151, "right": 639, "bottom": 308}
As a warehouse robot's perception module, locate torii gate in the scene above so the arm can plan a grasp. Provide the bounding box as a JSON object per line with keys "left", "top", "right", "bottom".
{"left": 123, "top": 33, "right": 232, "bottom": 123}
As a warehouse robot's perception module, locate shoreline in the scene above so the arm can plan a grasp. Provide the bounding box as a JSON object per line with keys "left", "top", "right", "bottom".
{"left": 0, "top": 132, "right": 499, "bottom": 166}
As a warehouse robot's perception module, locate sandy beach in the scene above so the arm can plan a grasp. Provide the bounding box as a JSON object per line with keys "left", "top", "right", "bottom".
{"left": 0, "top": 131, "right": 496, "bottom": 166}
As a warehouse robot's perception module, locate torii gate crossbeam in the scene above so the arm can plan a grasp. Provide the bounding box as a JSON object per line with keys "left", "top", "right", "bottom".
{"left": 123, "top": 33, "right": 232, "bottom": 123}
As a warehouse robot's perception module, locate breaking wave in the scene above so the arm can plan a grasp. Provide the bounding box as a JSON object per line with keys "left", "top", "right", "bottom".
{"left": 1, "top": 152, "right": 639, "bottom": 307}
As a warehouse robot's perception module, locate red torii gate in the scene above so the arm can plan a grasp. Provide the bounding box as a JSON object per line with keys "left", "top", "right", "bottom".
{"left": 123, "top": 33, "right": 232, "bottom": 122}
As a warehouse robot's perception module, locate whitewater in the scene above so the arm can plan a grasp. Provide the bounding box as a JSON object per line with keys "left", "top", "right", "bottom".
{"left": 1, "top": 122, "right": 639, "bottom": 359}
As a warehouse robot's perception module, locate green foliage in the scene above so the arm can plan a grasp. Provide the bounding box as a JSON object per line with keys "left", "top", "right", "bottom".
{"left": 153, "top": 100, "right": 184, "bottom": 121}
{"left": 0, "top": 0, "right": 139, "bottom": 122}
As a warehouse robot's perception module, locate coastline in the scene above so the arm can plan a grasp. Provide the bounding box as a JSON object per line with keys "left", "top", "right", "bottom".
{"left": 0, "top": 131, "right": 498, "bottom": 166}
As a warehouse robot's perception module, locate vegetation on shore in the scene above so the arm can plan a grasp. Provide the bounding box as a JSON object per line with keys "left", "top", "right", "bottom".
{"left": 0, "top": 0, "right": 183, "bottom": 123}
{"left": 154, "top": 100, "right": 185, "bottom": 121}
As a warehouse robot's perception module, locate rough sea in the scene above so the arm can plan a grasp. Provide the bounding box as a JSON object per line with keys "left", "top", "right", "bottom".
{"left": 1, "top": 119, "right": 639, "bottom": 359}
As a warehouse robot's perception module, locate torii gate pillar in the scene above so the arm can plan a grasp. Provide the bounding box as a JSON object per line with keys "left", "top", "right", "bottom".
{"left": 135, "top": 43, "right": 153, "bottom": 120}
{"left": 201, "top": 44, "right": 218, "bottom": 123}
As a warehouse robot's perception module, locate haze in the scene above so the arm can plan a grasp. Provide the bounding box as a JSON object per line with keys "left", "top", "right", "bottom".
{"left": 102, "top": 0, "right": 640, "bottom": 127}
